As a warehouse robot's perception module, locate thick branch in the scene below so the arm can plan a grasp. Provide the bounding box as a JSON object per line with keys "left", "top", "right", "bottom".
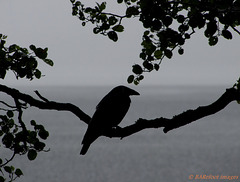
{"left": 0, "top": 84, "right": 91, "bottom": 124}
{"left": 104, "top": 87, "right": 240, "bottom": 138}
{"left": 0, "top": 84, "right": 239, "bottom": 140}
{"left": 163, "top": 87, "right": 240, "bottom": 133}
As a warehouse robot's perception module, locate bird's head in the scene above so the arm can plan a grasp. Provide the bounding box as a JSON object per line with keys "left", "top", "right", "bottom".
{"left": 114, "top": 85, "right": 140, "bottom": 96}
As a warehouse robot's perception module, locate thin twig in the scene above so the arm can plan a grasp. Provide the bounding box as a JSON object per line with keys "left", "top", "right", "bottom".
{"left": 34, "top": 90, "right": 49, "bottom": 102}
{"left": 0, "top": 152, "right": 16, "bottom": 168}
{"left": 0, "top": 101, "right": 16, "bottom": 109}
{"left": 231, "top": 25, "right": 240, "bottom": 35}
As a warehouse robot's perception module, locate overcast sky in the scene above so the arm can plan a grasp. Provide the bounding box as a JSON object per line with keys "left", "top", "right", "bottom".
{"left": 0, "top": 0, "right": 239, "bottom": 87}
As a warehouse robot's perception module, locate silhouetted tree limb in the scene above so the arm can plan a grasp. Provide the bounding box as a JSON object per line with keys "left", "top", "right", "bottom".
{"left": 104, "top": 87, "right": 240, "bottom": 138}
{"left": 0, "top": 84, "right": 239, "bottom": 140}
{"left": 0, "top": 84, "right": 91, "bottom": 124}
{"left": 163, "top": 87, "right": 240, "bottom": 133}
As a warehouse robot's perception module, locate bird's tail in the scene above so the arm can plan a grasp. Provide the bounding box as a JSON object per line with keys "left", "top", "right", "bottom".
{"left": 80, "top": 129, "right": 99, "bottom": 155}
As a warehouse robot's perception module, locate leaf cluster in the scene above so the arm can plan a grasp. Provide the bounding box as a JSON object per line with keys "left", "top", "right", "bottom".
{"left": 70, "top": 0, "right": 240, "bottom": 84}
{"left": 0, "top": 165, "right": 23, "bottom": 182}
{"left": 0, "top": 110, "right": 49, "bottom": 181}
{"left": 0, "top": 34, "right": 53, "bottom": 80}
{"left": 129, "top": 0, "right": 240, "bottom": 84}
{"left": 71, "top": 0, "right": 129, "bottom": 42}
{"left": 0, "top": 113, "right": 49, "bottom": 156}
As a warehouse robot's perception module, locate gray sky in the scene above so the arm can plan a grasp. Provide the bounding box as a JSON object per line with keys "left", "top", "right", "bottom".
{"left": 0, "top": 0, "right": 239, "bottom": 87}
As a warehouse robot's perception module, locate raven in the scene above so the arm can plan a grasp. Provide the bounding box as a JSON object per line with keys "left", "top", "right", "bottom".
{"left": 80, "top": 85, "right": 140, "bottom": 155}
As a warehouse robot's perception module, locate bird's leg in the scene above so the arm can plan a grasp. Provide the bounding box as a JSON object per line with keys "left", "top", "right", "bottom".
{"left": 112, "top": 126, "right": 124, "bottom": 139}
{"left": 103, "top": 126, "right": 123, "bottom": 138}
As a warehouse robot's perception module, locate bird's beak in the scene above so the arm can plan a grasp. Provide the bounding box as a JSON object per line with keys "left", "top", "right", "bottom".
{"left": 128, "top": 88, "right": 140, "bottom": 96}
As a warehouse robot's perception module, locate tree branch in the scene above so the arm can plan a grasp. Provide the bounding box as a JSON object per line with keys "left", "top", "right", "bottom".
{"left": 0, "top": 152, "right": 16, "bottom": 168}
{"left": 104, "top": 87, "right": 240, "bottom": 138}
{"left": 0, "top": 84, "right": 239, "bottom": 140}
{"left": 231, "top": 25, "right": 240, "bottom": 35}
{"left": 0, "top": 101, "right": 16, "bottom": 109}
{"left": 0, "top": 84, "right": 91, "bottom": 124}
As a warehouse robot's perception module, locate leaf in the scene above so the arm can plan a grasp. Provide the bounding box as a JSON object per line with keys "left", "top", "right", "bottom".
{"left": 34, "top": 124, "right": 44, "bottom": 131}
{"left": 15, "top": 168, "right": 23, "bottom": 177}
{"left": 185, "top": 33, "right": 190, "bottom": 39}
{"left": 205, "top": 21, "right": 217, "bottom": 37}
{"left": 34, "top": 141, "right": 46, "bottom": 150}
{"left": 143, "top": 61, "right": 153, "bottom": 71}
{"left": 2, "top": 133, "right": 14, "bottom": 148}
{"left": 34, "top": 69, "right": 41, "bottom": 79}
{"left": 8, "top": 119, "right": 14, "bottom": 128}
{"left": 9, "top": 44, "right": 18, "bottom": 52}
{"left": 109, "top": 16, "right": 118, "bottom": 25}
{"left": 154, "top": 50, "right": 163, "bottom": 59}
{"left": 208, "top": 36, "right": 218, "bottom": 46}
{"left": 34, "top": 48, "right": 47, "bottom": 59}
{"left": 27, "top": 149, "right": 37, "bottom": 161}
{"left": 162, "top": 16, "right": 173, "bottom": 27}
{"left": 139, "top": 52, "right": 146, "bottom": 60}
{"left": 7, "top": 110, "right": 14, "bottom": 118}
{"left": 75, "top": 1, "right": 81, "bottom": 6}
{"left": 132, "top": 64, "right": 143, "bottom": 75}
{"left": 177, "top": 15, "right": 185, "bottom": 23}
{"left": 93, "top": 27, "right": 101, "bottom": 34}
{"left": 152, "top": 19, "right": 162, "bottom": 31}
{"left": 154, "top": 64, "right": 159, "bottom": 71}
{"left": 112, "top": 25, "right": 124, "bottom": 32}
{"left": 222, "top": 30, "right": 232, "bottom": 39}
{"left": 107, "top": 31, "right": 118, "bottom": 42}
{"left": 43, "top": 59, "right": 54, "bottom": 66}
{"left": 4, "top": 166, "right": 13, "bottom": 173}
{"left": 99, "top": 2, "right": 106, "bottom": 11}
{"left": 38, "top": 129, "right": 49, "bottom": 140}
{"left": 134, "top": 79, "right": 139, "bottom": 85}
{"left": 127, "top": 75, "right": 134, "bottom": 83}
{"left": 85, "top": 7, "right": 93, "bottom": 13}
{"left": 164, "top": 49, "right": 173, "bottom": 59}
{"left": 144, "top": 30, "right": 150, "bottom": 36}
{"left": 0, "top": 176, "right": 5, "bottom": 182}
{"left": 126, "top": 6, "right": 139, "bottom": 17}
{"left": 178, "top": 48, "right": 184, "bottom": 55}
{"left": 138, "top": 75, "right": 144, "bottom": 80}
{"left": 30, "top": 120, "right": 36, "bottom": 126}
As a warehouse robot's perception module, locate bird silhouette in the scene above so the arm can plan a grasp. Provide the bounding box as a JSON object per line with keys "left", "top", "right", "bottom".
{"left": 80, "top": 85, "right": 140, "bottom": 155}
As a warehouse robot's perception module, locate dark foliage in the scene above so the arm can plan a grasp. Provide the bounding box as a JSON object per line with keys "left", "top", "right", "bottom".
{"left": 70, "top": 0, "right": 240, "bottom": 84}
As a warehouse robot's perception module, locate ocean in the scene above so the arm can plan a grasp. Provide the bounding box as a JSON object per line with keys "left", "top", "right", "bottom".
{"left": 1, "top": 85, "right": 239, "bottom": 182}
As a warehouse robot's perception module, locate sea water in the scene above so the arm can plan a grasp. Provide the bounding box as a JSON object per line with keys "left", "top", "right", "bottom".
{"left": 1, "top": 85, "right": 239, "bottom": 182}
